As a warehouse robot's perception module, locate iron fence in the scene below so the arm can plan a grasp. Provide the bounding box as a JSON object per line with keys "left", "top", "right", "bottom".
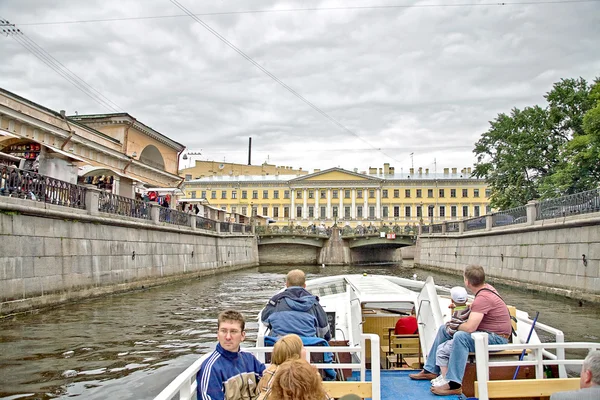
{"left": 98, "top": 192, "right": 151, "bottom": 220}
{"left": 196, "top": 216, "right": 217, "bottom": 231}
{"left": 491, "top": 205, "right": 527, "bottom": 227}
{"left": 421, "top": 225, "right": 430, "bottom": 234}
{"left": 159, "top": 207, "right": 191, "bottom": 226}
{"left": 447, "top": 222, "right": 461, "bottom": 233}
{"left": 464, "top": 216, "right": 486, "bottom": 232}
{"left": 232, "top": 223, "right": 244, "bottom": 233}
{"left": 220, "top": 222, "right": 231, "bottom": 232}
{"left": 537, "top": 188, "right": 600, "bottom": 220}
{"left": 431, "top": 224, "right": 443, "bottom": 234}
{"left": 0, "top": 165, "right": 86, "bottom": 209}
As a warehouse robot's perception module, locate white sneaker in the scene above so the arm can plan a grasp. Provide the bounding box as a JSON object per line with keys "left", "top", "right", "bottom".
{"left": 432, "top": 377, "right": 449, "bottom": 387}
{"left": 430, "top": 375, "right": 443, "bottom": 385}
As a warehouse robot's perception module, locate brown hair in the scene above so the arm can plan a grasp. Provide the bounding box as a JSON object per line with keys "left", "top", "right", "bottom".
{"left": 464, "top": 265, "right": 485, "bottom": 287}
{"left": 272, "top": 334, "right": 303, "bottom": 365}
{"left": 217, "top": 310, "right": 245, "bottom": 331}
{"left": 286, "top": 269, "right": 306, "bottom": 287}
{"left": 270, "top": 359, "right": 327, "bottom": 400}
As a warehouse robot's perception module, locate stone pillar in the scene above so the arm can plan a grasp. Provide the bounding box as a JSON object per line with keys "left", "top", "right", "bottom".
{"left": 418, "top": 224, "right": 423, "bottom": 235}
{"left": 216, "top": 222, "right": 221, "bottom": 233}
{"left": 251, "top": 224, "right": 256, "bottom": 234}
{"left": 526, "top": 200, "right": 538, "bottom": 225}
{"left": 327, "top": 189, "right": 332, "bottom": 219}
{"left": 290, "top": 189, "right": 295, "bottom": 222}
{"left": 486, "top": 214, "right": 493, "bottom": 231}
{"left": 376, "top": 188, "right": 381, "bottom": 219}
{"left": 442, "top": 222, "right": 447, "bottom": 234}
{"left": 84, "top": 186, "right": 101, "bottom": 216}
{"left": 351, "top": 189, "right": 356, "bottom": 219}
{"left": 459, "top": 220, "right": 465, "bottom": 234}
{"left": 339, "top": 188, "right": 343, "bottom": 218}
{"left": 190, "top": 215, "right": 197, "bottom": 230}
{"left": 315, "top": 189, "right": 320, "bottom": 219}
{"left": 363, "top": 188, "right": 368, "bottom": 218}
{"left": 303, "top": 189, "right": 308, "bottom": 219}
{"left": 229, "top": 223, "right": 234, "bottom": 233}
{"left": 150, "top": 203, "right": 161, "bottom": 224}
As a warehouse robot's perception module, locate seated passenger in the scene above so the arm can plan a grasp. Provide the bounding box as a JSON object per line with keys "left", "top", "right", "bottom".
{"left": 258, "top": 334, "right": 306, "bottom": 400}
{"left": 261, "top": 269, "right": 331, "bottom": 340}
{"left": 269, "top": 358, "right": 332, "bottom": 400}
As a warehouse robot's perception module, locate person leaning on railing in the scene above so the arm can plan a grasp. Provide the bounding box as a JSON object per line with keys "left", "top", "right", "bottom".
{"left": 550, "top": 350, "right": 600, "bottom": 400}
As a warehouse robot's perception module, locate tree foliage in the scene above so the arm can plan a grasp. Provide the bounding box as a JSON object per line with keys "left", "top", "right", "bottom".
{"left": 473, "top": 77, "right": 599, "bottom": 209}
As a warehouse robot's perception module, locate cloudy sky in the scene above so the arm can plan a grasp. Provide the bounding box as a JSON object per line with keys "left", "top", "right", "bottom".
{"left": 1, "top": 0, "right": 599, "bottom": 174}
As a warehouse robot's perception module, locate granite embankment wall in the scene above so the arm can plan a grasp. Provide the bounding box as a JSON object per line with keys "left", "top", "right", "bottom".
{"left": 0, "top": 197, "right": 258, "bottom": 316}
{"left": 415, "top": 213, "right": 600, "bottom": 302}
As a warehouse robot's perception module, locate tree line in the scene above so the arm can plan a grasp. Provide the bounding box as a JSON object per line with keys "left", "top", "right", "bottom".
{"left": 473, "top": 77, "right": 600, "bottom": 210}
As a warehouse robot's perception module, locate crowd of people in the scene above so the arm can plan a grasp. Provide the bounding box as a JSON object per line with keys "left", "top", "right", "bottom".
{"left": 194, "top": 267, "right": 597, "bottom": 400}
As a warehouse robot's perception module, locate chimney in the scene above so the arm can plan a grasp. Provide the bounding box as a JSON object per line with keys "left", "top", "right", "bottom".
{"left": 409, "top": 168, "right": 414, "bottom": 174}
{"left": 383, "top": 163, "right": 390, "bottom": 174}
{"left": 389, "top": 167, "right": 395, "bottom": 174}
{"left": 418, "top": 167, "right": 422, "bottom": 175}
{"left": 425, "top": 168, "right": 429, "bottom": 175}
{"left": 379, "top": 168, "right": 383, "bottom": 174}
{"left": 314, "top": 168, "right": 321, "bottom": 173}
{"left": 444, "top": 168, "right": 449, "bottom": 175}
{"left": 369, "top": 167, "right": 377, "bottom": 174}
{"left": 467, "top": 167, "right": 472, "bottom": 174}
{"left": 60, "top": 110, "right": 66, "bottom": 118}
{"left": 452, "top": 167, "right": 457, "bottom": 174}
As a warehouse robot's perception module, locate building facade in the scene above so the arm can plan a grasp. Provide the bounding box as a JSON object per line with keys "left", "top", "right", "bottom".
{"left": 180, "top": 165, "right": 491, "bottom": 227}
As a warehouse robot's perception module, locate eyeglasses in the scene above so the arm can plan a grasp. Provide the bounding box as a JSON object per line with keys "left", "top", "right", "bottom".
{"left": 219, "top": 328, "right": 242, "bottom": 336}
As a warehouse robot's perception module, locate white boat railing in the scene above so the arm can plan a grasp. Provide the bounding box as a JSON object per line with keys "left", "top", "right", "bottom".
{"left": 154, "top": 333, "right": 380, "bottom": 400}
{"left": 472, "top": 332, "right": 600, "bottom": 400}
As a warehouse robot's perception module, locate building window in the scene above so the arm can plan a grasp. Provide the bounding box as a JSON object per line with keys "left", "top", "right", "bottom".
{"left": 440, "top": 206, "right": 445, "bottom": 217}
{"left": 357, "top": 206, "right": 363, "bottom": 218}
{"left": 252, "top": 190, "right": 258, "bottom": 199}
{"left": 201, "top": 190, "right": 207, "bottom": 199}
{"left": 369, "top": 190, "right": 375, "bottom": 198}
{"left": 242, "top": 206, "right": 247, "bottom": 215}
{"left": 241, "top": 190, "right": 247, "bottom": 199}
{"left": 191, "top": 191, "right": 196, "bottom": 199}
{"left": 439, "top": 189, "right": 445, "bottom": 198}
{"left": 357, "top": 190, "right": 363, "bottom": 199}
{"left": 296, "top": 190, "right": 302, "bottom": 199}
{"left": 284, "top": 207, "right": 290, "bottom": 218}
{"left": 221, "top": 206, "right": 227, "bottom": 211}
{"left": 405, "top": 206, "right": 411, "bottom": 217}
{"left": 273, "top": 190, "right": 279, "bottom": 199}
{"left": 369, "top": 206, "right": 375, "bottom": 218}
{"left": 393, "top": 189, "right": 399, "bottom": 198}
{"left": 428, "top": 205, "right": 434, "bottom": 218}
{"left": 474, "top": 189, "right": 480, "bottom": 198}
{"left": 231, "top": 191, "right": 237, "bottom": 199}
{"left": 427, "top": 189, "right": 433, "bottom": 198}
{"left": 284, "top": 190, "right": 290, "bottom": 199}
{"left": 462, "top": 205, "right": 469, "bottom": 217}
{"left": 450, "top": 189, "right": 456, "bottom": 198}
{"left": 211, "top": 191, "right": 217, "bottom": 199}
{"left": 320, "top": 206, "right": 326, "bottom": 218}
{"left": 332, "top": 190, "right": 338, "bottom": 199}
{"left": 382, "top": 189, "right": 388, "bottom": 198}
{"left": 320, "top": 191, "right": 326, "bottom": 199}
{"left": 417, "top": 206, "right": 422, "bottom": 218}
{"left": 344, "top": 206, "right": 351, "bottom": 218}
{"left": 382, "top": 206, "right": 389, "bottom": 218}
{"left": 221, "top": 190, "right": 227, "bottom": 199}
{"left": 394, "top": 206, "right": 400, "bottom": 217}
{"left": 416, "top": 189, "right": 422, "bottom": 198}
{"left": 344, "top": 189, "right": 351, "bottom": 199}
{"left": 451, "top": 206, "right": 457, "bottom": 217}
{"left": 263, "top": 190, "right": 269, "bottom": 199}
{"left": 485, "top": 189, "right": 491, "bottom": 198}
{"left": 474, "top": 205, "right": 480, "bottom": 217}
{"left": 273, "top": 207, "right": 279, "bottom": 218}
{"left": 308, "top": 206, "right": 314, "bottom": 218}
{"left": 296, "top": 206, "right": 302, "bottom": 218}
{"left": 462, "top": 189, "right": 468, "bottom": 198}
{"left": 332, "top": 206, "right": 338, "bottom": 217}
{"left": 231, "top": 206, "right": 236, "bottom": 214}
{"left": 185, "top": 174, "right": 192, "bottom": 181}
{"left": 308, "top": 190, "right": 314, "bottom": 199}
{"left": 262, "top": 206, "right": 268, "bottom": 216}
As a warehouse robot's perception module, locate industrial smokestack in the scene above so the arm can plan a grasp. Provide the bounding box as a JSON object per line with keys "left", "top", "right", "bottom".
{"left": 248, "top": 137, "right": 252, "bottom": 165}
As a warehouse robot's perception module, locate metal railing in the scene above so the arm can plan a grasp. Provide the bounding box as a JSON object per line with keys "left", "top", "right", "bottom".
{"left": 159, "top": 207, "right": 191, "bottom": 226}
{"left": 98, "top": 192, "right": 151, "bottom": 220}
{"left": 537, "top": 188, "right": 600, "bottom": 220}
{"left": 220, "top": 221, "right": 231, "bottom": 232}
{"left": 491, "top": 205, "right": 527, "bottom": 227}
{"left": 421, "top": 225, "right": 430, "bottom": 234}
{"left": 0, "top": 165, "right": 86, "bottom": 209}
{"left": 464, "top": 216, "right": 486, "bottom": 231}
{"left": 154, "top": 333, "right": 381, "bottom": 400}
{"left": 257, "top": 225, "right": 330, "bottom": 236}
{"left": 195, "top": 216, "right": 217, "bottom": 231}
{"left": 231, "top": 223, "right": 244, "bottom": 233}
{"left": 431, "top": 224, "right": 443, "bottom": 234}
{"left": 446, "top": 221, "right": 460, "bottom": 233}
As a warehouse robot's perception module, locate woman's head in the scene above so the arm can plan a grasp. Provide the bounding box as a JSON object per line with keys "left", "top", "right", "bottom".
{"left": 270, "top": 359, "right": 327, "bottom": 400}
{"left": 272, "top": 334, "right": 304, "bottom": 365}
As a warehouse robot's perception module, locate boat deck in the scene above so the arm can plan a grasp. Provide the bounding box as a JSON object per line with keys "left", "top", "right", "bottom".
{"left": 348, "top": 370, "right": 465, "bottom": 400}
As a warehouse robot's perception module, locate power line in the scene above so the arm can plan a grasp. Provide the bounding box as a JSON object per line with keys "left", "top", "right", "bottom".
{"left": 169, "top": 0, "right": 405, "bottom": 164}
{"left": 15, "top": 0, "right": 600, "bottom": 26}
{"left": 1, "top": 19, "right": 124, "bottom": 113}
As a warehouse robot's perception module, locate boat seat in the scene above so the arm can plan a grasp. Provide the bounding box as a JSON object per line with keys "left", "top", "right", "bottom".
{"left": 383, "top": 334, "right": 422, "bottom": 369}
{"left": 322, "top": 381, "right": 372, "bottom": 399}
{"left": 474, "top": 377, "right": 579, "bottom": 398}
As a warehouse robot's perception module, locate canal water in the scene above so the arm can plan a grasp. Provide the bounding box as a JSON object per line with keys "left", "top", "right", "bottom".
{"left": 1, "top": 264, "right": 599, "bottom": 400}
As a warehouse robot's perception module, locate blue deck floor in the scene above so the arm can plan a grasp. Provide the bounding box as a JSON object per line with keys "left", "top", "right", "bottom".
{"left": 348, "top": 370, "right": 468, "bottom": 400}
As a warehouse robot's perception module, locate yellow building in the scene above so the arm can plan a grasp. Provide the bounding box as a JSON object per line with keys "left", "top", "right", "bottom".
{"left": 180, "top": 164, "right": 490, "bottom": 227}
{"left": 179, "top": 159, "right": 308, "bottom": 179}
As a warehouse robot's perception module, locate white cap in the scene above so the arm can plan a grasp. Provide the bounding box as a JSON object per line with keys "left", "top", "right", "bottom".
{"left": 450, "top": 286, "right": 468, "bottom": 303}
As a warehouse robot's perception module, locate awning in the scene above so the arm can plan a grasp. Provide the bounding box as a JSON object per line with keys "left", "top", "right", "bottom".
{"left": 44, "top": 144, "right": 88, "bottom": 163}
{"left": 78, "top": 165, "right": 144, "bottom": 183}
{"left": 144, "top": 187, "right": 185, "bottom": 196}
{"left": 0, "top": 151, "right": 23, "bottom": 162}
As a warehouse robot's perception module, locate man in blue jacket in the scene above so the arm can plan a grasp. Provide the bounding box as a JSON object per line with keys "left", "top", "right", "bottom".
{"left": 197, "top": 310, "right": 265, "bottom": 400}
{"left": 260, "top": 269, "right": 331, "bottom": 340}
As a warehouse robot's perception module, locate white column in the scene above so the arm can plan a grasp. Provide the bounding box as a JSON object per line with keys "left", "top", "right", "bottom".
{"left": 363, "top": 188, "right": 368, "bottom": 218}
{"left": 351, "top": 189, "right": 356, "bottom": 218}
{"left": 376, "top": 188, "right": 381, "bottom": 218}
{"left": 315, "top": 189, "right": 320, "bottom": 219}
{"left": 290, "top": 189, "right": 295, "bottom": 220}
{"left": 303, "top": 189, "right": 308, "bottom": 219}
{"left": 339, "top": 188, "right": 343, "bottom": 219}
{"left": 327, "top": 189, "right": 332, "bottom": 219}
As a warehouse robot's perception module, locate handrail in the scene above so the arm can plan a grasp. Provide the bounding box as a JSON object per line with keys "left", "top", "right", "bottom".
{"left": 472, "top": 332, "right": 600, "bottom": 400}
{"left": 153, "top": 333, "right": 380, "bottom": 400}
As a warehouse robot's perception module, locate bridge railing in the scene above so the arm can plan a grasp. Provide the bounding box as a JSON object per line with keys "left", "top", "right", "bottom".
{"left": 537, "top": 188, "right": 600, "bottom": 220}
{"left": 98, "top": 191, "right": 151, "bottom": 220}
{"left": 256, "top": 225, "right": 330, "bottom": 237}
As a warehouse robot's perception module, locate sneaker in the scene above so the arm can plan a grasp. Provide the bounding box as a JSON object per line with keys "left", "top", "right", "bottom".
{"left": 430, "top": 375, "right": 443, "bottom": 385}
{"left": 432, "top": 377, "right": 449, "bottom": 387}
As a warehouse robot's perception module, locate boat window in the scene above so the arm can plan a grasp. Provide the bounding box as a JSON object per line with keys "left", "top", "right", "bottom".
{"left": 309, "top": 281, "right": 347, "bottom": 297}
{"left": 362, "top": 302, "right": 414, "bottom": 315}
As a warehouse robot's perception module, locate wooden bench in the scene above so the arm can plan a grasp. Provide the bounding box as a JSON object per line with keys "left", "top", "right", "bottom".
{"left": 474, "top": 378, "right": 580, "bottom": 398}
{"left": 322, "top": 381, "right": 372, "bottom": 399}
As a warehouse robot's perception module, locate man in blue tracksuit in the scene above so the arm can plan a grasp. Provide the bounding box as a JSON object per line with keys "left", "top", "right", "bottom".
{"left": 197, "top": 310, "right": 265, "bottom": 400}
{"left": 260, "top": 269, "right": 331, "bottom": 341}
